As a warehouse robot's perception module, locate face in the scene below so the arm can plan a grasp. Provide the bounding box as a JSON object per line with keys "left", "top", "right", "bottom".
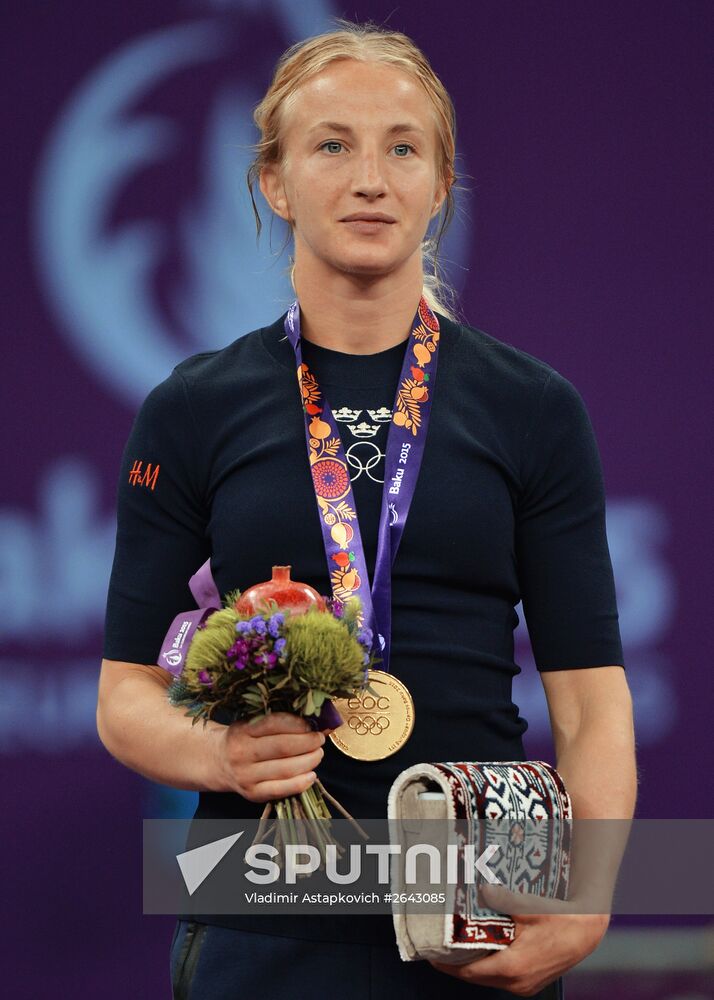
{"left": 259, "top": 59, "right": 448, "bottom": 280}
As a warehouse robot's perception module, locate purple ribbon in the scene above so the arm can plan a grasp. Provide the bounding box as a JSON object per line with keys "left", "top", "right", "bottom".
{"left": 157, "top": 560, "right": 221, "bottom": 675}
{"left": 157, "top": 558, "right": 343, "bottom": 730}
{"left": 189, "top": 559, "right": 221, "bottom": 608}
{"left": 284, "top": 296, "right": 441, "bottom": 673}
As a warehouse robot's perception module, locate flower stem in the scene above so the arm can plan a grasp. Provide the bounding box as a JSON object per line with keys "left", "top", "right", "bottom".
{"left": 251, "top": 801, "right": 273, "bottom": 848}
{"left": 291, "top": 797, "right": 311, "bottom": 858}
{"left": 315, "top": 779, "right": 370, "bottom": 840}
{"left": 299, "top": 786, "right": 330, "bottom": 859}
{"left": 274, "top": 802, "right": 284, "bottom": 866}
{"left": 284, "top": 796, "right": 298, "bottom": 845}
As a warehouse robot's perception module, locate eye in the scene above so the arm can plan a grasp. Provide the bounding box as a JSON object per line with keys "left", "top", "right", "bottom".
{"left": 393, "top": 143, "right": 416, "bottom": 157}
{"left": 320, "top": 140, "right": 345, "bottom": 154}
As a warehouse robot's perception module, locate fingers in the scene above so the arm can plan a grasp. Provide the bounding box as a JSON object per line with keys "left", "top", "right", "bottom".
{"left": 249, "top": 730, "right": 326, "bottom": 763}
{"left": 237, "top": 713, "right": 326, "bottom": 763}
{"left": 220, "top": 713, "right": 330, "bottom": 802}
{"left": 244, "top": 712, "right": 313, "bottom": 736}
{"left": 250, "top": 770, "right": 319, "bottom": 801}
{"left": 248, "top": 745, "right": 325, "bottom": 785}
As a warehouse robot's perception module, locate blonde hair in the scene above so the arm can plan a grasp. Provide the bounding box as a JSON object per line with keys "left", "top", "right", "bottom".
{"left": 246, "top": 18, "right": 463, "bottom": 321}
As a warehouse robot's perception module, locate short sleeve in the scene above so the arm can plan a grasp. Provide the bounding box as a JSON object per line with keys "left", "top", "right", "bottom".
{"left": 102, "top": 370, "right": 210, "bottom": 665}
{"left": 515, "top": 370, "right": 624, "bottom": 671}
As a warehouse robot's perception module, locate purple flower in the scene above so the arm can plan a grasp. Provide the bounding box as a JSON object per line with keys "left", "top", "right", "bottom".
{"left": 228, "top": 637, "right": 250, "bottom": 663}
{"left": 362, "top": 651, "right": 370, "bottom": 666}
{"left": 330, "top": 598, "right": 345, "bottom": 619}
{"left": 274, "top": 637, "right": 287, "bottom": 655}
{"left": 267, "top": 613, "right": 285, "bottom": 638}
{"left": 236, "top": 620, "right": 253, "bottom": 635}
{"left": 250, "top": 616, "right": 267, "bottom": 636}
{"left": 226, "top": 637, "right": 251, "bottom": 670}
{"left": 198, "top": 670, "right": 213, "bottom": 687}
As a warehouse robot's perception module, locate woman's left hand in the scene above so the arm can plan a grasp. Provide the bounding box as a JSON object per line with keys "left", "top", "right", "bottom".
{"left": 428, "top": 883, "right": 611, "bottom": 997}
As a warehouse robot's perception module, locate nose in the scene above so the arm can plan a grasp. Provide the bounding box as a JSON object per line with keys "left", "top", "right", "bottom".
{"left": 351, "top": 147, "right": 388, "bottom": 199}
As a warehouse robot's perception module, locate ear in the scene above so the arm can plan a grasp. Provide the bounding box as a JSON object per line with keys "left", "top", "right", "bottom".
{"left": 430, "top": 176, "right": 450, "bottom": 220}
{"left": 259, "top": 163, "right": 292, "bottom": 223}
{"left": 429, "top": 184, "right": 446, "bottom": 219}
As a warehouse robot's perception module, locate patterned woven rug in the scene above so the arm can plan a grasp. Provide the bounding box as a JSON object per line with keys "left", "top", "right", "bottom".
{"left": 387, "top": 760, "right": 572, "bottom": 963}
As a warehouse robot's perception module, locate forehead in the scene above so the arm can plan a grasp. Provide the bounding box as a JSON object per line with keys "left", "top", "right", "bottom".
{"left": 284, "top": 59, "right": 437, "bottom": 136}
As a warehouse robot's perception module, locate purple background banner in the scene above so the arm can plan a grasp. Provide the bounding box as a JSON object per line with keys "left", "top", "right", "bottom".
{"left": 3, "top": 2, "right": 711, "bottom": 996}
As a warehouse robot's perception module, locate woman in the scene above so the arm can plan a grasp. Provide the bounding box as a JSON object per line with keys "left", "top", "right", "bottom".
{"left": 98, "top": 18, "right": 632, "bottom": 1000}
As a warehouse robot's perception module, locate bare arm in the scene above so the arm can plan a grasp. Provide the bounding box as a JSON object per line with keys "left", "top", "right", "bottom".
{"left": 541, "top": 664, "right": 637, "bottom": 820}
{"left": 96, "top": 658, "right": 327, "bottom": 799}
{"left": 541, "top": 665, "right": 638, "bottom": 911}
{"left": 97, "top": 659, "right": 224, "bottom": 791}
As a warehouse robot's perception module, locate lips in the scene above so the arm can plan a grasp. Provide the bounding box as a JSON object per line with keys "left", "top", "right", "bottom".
{"left": 341, "top": 218, "right": 394, "bottom": 235}
{"left": 340, "top": 213, "right": 396, "bottom": 224}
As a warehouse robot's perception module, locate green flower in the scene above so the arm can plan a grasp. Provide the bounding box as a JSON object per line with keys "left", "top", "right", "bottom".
{"left": 284, "top": 607, "right": 366, "bottom": 692}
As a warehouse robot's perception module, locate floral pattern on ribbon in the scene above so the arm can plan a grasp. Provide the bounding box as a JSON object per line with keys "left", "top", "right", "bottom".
{"left": 296, "top": 362, "right": 360, "bottom": 602}
{"left": 392, "top": 302, "right": 440, "bottom": 436}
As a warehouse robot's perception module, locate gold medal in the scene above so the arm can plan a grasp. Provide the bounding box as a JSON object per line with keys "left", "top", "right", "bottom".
{"left": 328, "top": 669, "right": 415, "bottom": 761}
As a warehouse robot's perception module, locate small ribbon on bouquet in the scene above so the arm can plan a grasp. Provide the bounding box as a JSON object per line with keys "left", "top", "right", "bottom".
{"left": 157, "top": 559, "right": 221, "bottom": 675}
{"left": 156, "top": 559, "right": 343, "bottom": 731}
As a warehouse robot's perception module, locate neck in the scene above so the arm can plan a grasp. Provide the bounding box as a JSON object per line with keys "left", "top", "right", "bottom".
{"left": 292, "top": 253, "right": 425, "bottom": 355}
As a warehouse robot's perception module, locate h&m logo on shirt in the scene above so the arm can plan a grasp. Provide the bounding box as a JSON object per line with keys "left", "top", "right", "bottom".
{"left": 128, "top": 460, "right": 160, "bottom": 490}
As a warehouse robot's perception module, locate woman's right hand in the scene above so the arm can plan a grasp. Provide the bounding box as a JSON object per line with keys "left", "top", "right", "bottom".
{"left": 210, "top": 712, "right": 330, "bottom": 801}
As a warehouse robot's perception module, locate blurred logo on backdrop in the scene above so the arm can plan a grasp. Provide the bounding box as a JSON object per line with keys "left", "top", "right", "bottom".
{"left": 33, "top": 0, "right": 471, "bottom": 406}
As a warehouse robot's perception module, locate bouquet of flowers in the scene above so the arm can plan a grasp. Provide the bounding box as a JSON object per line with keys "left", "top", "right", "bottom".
{"left": 167, "top": 566, "right": 378, "bottom": 865}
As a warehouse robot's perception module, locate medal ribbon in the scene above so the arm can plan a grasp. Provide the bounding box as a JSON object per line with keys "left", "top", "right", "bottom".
{"left": 283, "top": 296, "right": 441, "bottom": 673}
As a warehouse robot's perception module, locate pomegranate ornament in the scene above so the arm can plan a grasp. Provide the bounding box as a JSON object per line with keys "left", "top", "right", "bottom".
{"left": 234, "top": 565, "right": 327, "bottom": 617}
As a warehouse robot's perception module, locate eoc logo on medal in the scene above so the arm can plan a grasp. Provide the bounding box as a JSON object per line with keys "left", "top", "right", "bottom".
{"left": 347, "top": 691, "right": 391, "bottom": 735}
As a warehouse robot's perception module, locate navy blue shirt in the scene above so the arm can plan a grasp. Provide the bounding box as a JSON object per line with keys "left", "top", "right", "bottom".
{"left": 103, "top": 309, "right": 624, "bottom": 942}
